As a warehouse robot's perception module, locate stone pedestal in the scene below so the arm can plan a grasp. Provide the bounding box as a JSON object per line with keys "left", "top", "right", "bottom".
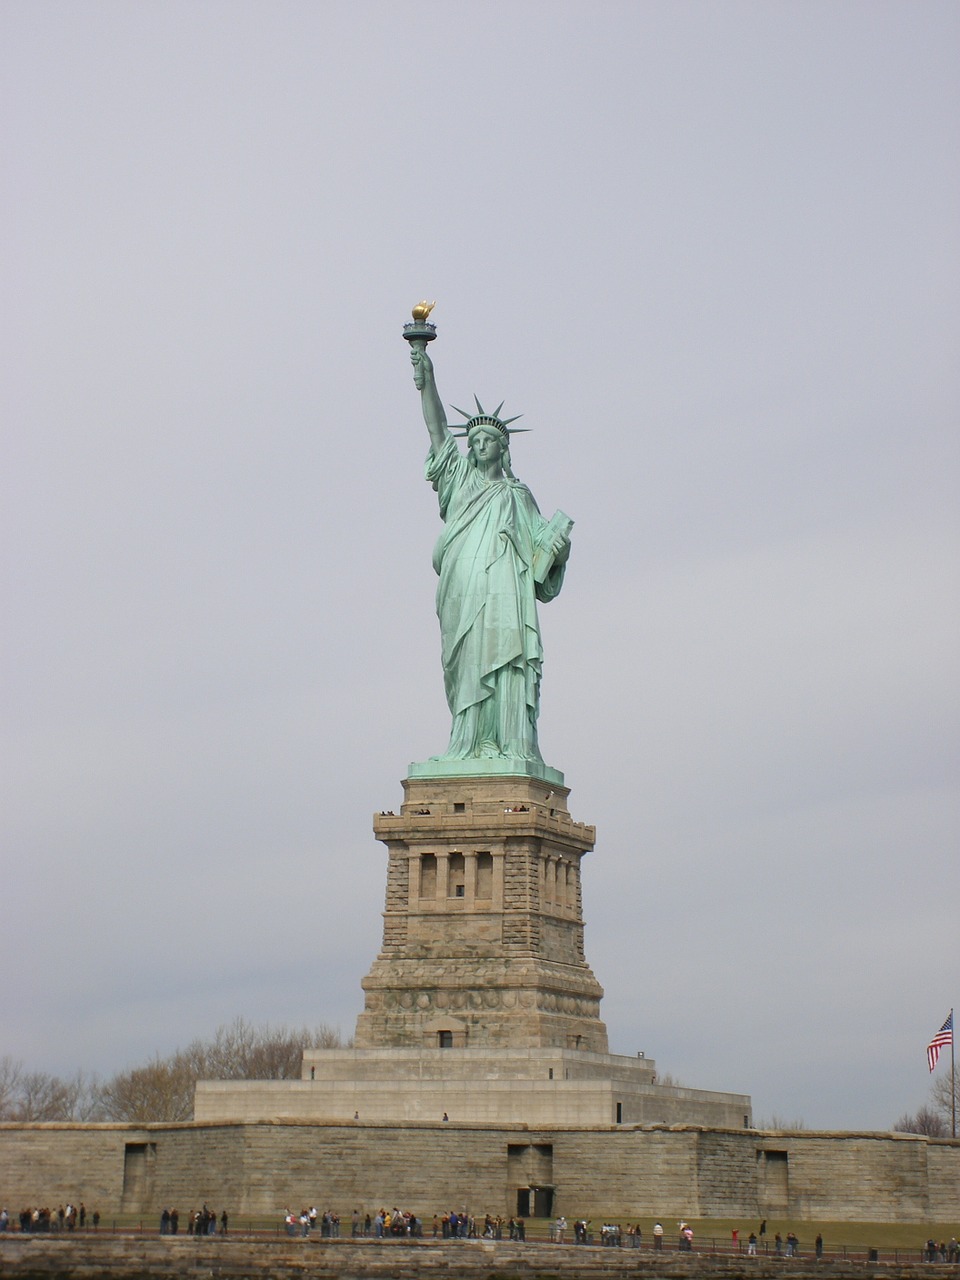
{"left": 355, "top": 774, "right": 608, "bottom": 1053}
{"left": 194, "top": 769, "right": 753, "bottom": 1129}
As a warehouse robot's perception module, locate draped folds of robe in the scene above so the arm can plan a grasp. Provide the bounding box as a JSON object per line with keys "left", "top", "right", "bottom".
{"left": 425, "top": 435, "right": 565, "bottom": 762}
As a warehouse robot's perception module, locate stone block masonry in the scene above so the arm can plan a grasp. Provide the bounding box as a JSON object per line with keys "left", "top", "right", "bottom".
{"left": 2, "top": 1120, "right": 957, "bottom": 1223}
{"left": 357, "top": 774, "right": 607, "bottom": 1053}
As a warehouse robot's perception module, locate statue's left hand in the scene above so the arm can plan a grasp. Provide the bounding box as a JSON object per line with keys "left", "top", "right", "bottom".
{"left": 550, "top": 532, "right": 571, "bottom": 566}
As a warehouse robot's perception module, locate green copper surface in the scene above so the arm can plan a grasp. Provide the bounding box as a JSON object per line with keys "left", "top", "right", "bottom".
{"left": 406, "top": 320, "right": 571, "bottom": 782}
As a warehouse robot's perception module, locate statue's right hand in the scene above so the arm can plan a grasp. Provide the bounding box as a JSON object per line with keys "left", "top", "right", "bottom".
{"left": 410, "top": 346, "right": 433, "bottom": 391}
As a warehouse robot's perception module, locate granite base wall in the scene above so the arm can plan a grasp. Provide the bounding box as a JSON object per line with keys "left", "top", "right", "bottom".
{"left": 0, "top": 1121, "right": 956, "bottom": 1224}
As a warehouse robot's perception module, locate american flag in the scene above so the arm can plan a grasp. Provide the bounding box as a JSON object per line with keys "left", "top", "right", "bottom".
{"left": 927, "top": 1011, "right": 953, "bottom": 1073}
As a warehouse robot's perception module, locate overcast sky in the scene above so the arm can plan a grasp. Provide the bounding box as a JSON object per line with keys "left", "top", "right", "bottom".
{"left": 3, "top": 1, "right": 958, "bottom": 1132}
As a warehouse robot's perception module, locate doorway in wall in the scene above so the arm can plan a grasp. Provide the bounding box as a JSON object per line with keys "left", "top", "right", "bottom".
{"left": 516, "top": 1186, "right": 554, "bottom": 1218}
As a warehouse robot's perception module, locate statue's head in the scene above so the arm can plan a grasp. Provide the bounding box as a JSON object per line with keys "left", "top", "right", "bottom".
{"left": 467, "top": 419, "right": 507, "bottom": 452}
{"left": 454, "top": 398, "right": 524, "bottom": 479}
{"left": 467, "top": 421, "right": 513, "bottom": 478}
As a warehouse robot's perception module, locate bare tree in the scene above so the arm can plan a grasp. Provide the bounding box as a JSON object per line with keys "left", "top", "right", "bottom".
{"left": 893, "top": 1105, "right": 949, "bottom": 1137}
{"left": 893, "top": 1070, "right": 960, "bottom": 1138}
{"left": 756, "top": 1115, "right": 808, "bottom": 1130}
{"left": 71, "top": 1072, "right": 106, "bottom": 1121}
{"left": 200, "top": 1017, "right": 347, "bottom": 1080}
{"left": 4, "top": 1021, "right": 348, "bottom": 1123}
{"left": 929, "top": 1071, "right": 958, "bottom": 1134}
{"left": 0, "top": 1056, "right": 25, "bottom": 1119}
{"left": 93, "top": 1018, "right": 348, "bottom": 1121}
{"left": 94, "top": 1055, "right": 196, "bottom": 1123}
{"left": 651, "top": 1072, "right": 686, "bottom": 1088}
{"left": 17, "top": 1071, "right": 76, "bottom": 1121}
{"left": 180, "top": 1017, "right": 341, "bottom": 1083}
{"left": 0, "top": 1066, "right": 97, "bottom": 1122}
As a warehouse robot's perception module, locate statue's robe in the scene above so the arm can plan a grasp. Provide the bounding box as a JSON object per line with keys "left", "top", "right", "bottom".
{"left": 426, "top": 435, "right": 565, "bottom": 761}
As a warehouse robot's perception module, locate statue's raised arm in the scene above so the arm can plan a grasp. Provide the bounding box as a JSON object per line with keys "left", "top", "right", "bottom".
{"left": 410, "top": 345, "right": 450, "bottom": 453}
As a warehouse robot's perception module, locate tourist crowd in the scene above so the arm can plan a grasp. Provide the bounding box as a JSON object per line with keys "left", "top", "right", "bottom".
{"left": 158, "top": 1204, "right": 229, "bottom": 1235}
{"left": 2, "top": 1203, "right": 99, "bottom": 1232}
{"left": 280, "top": 1208, "right": 528, "bottom": 1240}
{"left": 3, "top": 1201, "right": 955, "bottom": 1259}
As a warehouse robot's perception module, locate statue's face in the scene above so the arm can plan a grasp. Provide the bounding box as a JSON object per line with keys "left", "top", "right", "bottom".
{"left": 470, "top": 428, "right": 505, "bottom": 465}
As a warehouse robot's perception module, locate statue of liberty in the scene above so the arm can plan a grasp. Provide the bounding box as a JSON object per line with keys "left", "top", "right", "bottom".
{"left": 405, "top": 307, "right": 572, "bottom": 780}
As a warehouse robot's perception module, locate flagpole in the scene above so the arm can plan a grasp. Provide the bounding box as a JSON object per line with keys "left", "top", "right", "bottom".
{"left": 952, "top": 1007, "right": 956, "bottom": 1140}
